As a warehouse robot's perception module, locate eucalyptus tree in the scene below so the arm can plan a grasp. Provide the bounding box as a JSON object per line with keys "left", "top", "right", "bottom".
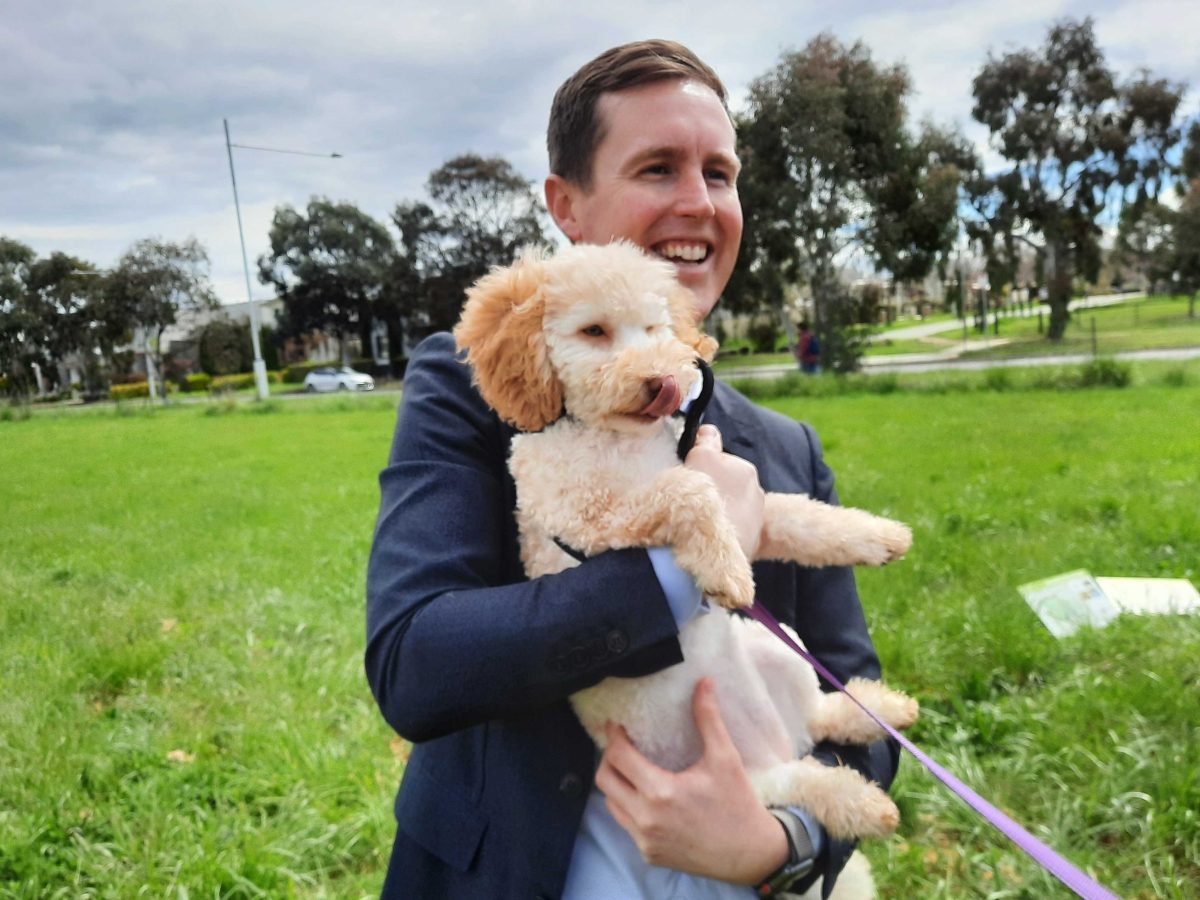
{"left": 968, "top": 18, "right": 1185, "bottom": 339}
{"left": 732, "top": 35, "right": 967, "bottom": 371}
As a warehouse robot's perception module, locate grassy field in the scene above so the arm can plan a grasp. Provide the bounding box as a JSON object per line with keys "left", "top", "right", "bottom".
{"left": 868, "top": 294, "right": 1200, "bottom": 361}
{"left": 709, "top": 295, "right": 1199, "bottom": 366}
{"left": 962, "top": 295, "right": 1200, "bottom": 359}
{"left": 1, "top": 373, "right": 1198, "bottom": 897}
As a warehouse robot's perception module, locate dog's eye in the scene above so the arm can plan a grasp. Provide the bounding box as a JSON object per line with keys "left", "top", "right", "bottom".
{"left": 580, "top": 325, "right": 606, "bottom": 338}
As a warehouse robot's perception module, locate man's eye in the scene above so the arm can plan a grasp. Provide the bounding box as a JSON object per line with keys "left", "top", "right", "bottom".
{"left": 642, "top": 164, "right": 669, "bottom": 176}
{"left": 706, "top": 169, "right": 732, "bottom": 184}
{"left": 581, "top": 325, "right": 606, "bottom": 338}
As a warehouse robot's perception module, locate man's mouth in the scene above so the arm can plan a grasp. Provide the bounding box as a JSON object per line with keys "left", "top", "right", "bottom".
{"left": 653, "top": 241, "right": 711, "bottom": 265}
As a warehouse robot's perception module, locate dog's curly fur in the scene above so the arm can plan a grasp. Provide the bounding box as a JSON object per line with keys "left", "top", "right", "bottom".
{"left": 454, "top": 242, "right": 918, "bottom": 847}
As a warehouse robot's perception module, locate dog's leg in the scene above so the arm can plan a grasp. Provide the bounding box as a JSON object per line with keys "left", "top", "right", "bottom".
{"left": 757, "top": 493, "right": 911, "bottom": 568}
{"left": 608, "top": 467, "right": 756, "bottom": 609}
{"left": 807, "top": 678, "right": 918, "bottom": 745}
{"left": 750, "top": 757, "right": 900, "bottom": 840}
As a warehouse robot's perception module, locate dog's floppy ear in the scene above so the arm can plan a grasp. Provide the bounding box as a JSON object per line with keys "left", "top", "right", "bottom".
{"left": 453, "top": 251, "right": 563, "bottom": 432}
{"left": 667, "top": 285, "right": 719, "bottom": 363}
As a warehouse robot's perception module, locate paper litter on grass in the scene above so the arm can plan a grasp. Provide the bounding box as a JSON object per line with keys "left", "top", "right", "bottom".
{"left": 1018, "top": 570, "right": 1199, "bottom": 638}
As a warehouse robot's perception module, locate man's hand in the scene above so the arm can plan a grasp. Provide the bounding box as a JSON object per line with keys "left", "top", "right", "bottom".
{"left": 595, "top": 679, "right": 788, "bottom": 884}
{"left": 683, "top": 424, "right": 765, "bottom": 559}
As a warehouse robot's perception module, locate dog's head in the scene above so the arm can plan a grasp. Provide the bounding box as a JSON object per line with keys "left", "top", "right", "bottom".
{"left": 454, "top": 241, "right": 717, "bottom": 433}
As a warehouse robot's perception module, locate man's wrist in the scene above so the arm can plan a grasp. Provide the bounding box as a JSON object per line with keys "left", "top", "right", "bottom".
{"left": 754, "top": 807, "right": 817, "bottom": 897}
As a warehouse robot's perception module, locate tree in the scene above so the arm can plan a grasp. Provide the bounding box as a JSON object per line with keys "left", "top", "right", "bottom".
{"left": 968, "top": 18, "right": 1185, "bottom": 339}
{"left": 0, "top": 241, "right": 110, "bottom": 396}
{"left": 25, "top": 253, "right": 107, "bottom": 384}
{"left": 1171, "top": 122, "right": 1200, "bottom": 317}
{"left": 104, "top": 237, "right": 217, "bottom": 399}
{"left": 258, "top": 199, "right": 396, "bottom": 362}
{"left": 198, "top": 316, "right": 254, "bottom": 375}
{"left": 0, "top": 238, "right": 37, "bottom": 394}
{"left": 394, "top": 154, "right": 549, "bottom": 338}
{"left": 731, "top": 35, "right": 966, "bottom": 371}
{"left": 1114, "top": 200, "right": 1176, "bottom": 292}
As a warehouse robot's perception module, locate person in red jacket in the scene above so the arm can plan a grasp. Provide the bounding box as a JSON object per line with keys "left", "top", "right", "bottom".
{"left": 796, "top": 320, "right": 821, "bottom": 374}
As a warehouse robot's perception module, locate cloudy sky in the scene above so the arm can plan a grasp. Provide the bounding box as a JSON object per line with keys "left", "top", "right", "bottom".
{"left": 3, "top": 0, "right": 1196, "bottom": 302}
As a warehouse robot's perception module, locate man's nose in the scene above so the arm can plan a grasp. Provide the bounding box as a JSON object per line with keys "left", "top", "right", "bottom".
{"left": 672, "top": 167, "right": 716, "bottom": 218}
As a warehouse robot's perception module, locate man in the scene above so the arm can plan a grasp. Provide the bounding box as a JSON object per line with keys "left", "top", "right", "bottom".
{"left": 365, "top": 40, "right": 898, "bottom": 899}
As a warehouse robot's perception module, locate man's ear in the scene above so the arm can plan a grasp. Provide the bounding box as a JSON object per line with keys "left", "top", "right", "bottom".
{"left": 453, "top": 251, "right": 563, "bottom": 432}
{"left": 544, "top": 175, "right": 584, "bottom": 243}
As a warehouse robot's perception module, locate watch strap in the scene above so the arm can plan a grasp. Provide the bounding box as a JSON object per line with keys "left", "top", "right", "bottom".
{"left": 756, "top": 808, "right": 816, "bottom": 896}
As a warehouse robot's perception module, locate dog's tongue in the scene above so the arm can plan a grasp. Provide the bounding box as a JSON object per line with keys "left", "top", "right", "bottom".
{"left": 639, "top": 375, "right": 681, "bottom": 418}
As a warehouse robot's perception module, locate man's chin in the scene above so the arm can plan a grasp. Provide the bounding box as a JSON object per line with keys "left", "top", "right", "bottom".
{"left": 672, "top": 269, "right": 719, "bottom": 318}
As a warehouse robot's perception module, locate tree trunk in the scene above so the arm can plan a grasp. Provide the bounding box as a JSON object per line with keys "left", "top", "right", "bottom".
{"left": 1045, "top": 241, "right": 1072, "bottom": 341}
{"left": 357, "top": 314, "right": 374, "bottom": 362}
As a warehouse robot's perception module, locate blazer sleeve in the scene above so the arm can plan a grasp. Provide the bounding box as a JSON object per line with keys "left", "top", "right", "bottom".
{"left": 365, "top": 334, "right": 684, "bottom": 744}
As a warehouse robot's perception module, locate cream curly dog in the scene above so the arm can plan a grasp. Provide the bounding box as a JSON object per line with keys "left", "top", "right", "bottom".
{"left": 453, "top": 241, "right": 918, "bottom": 844}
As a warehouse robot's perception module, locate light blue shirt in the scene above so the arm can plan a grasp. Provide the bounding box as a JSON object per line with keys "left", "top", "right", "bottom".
{"left": 562, "top": 386, "right": 824, "bottom": 898}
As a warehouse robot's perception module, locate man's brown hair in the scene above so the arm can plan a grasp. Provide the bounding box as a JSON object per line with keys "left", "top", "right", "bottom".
{"left": 547, "top": 40, "right": 729, "bottom": 189}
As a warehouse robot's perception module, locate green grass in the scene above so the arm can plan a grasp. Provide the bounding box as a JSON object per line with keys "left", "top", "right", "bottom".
{"left": 761, "top": 381, "right": 1200, "bottom": 898}
{"left": 2, "top": 381, "right": 1198, "bottom": 897}
{"left": 0, "top": 395, "right": 403, "bottom": 897}
{"left": 962, "top": 295, "right": 1200, "bottom": 359}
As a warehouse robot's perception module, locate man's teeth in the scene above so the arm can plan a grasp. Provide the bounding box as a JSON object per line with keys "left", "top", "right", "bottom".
{"left": 657, "top": 243, "right": 708, "bottom": 262}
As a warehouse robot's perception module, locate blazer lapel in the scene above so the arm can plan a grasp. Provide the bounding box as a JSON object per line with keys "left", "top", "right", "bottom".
{"left": 703, "top": 382, "right": 762, "bottom": 465}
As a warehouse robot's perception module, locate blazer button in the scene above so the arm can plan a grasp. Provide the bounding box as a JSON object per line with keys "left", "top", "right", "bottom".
{"left": 605, "top": 629, "right": 629, "bottom": 655}
{"left": 558, "top": 773, "right": 583, "bottom": 798}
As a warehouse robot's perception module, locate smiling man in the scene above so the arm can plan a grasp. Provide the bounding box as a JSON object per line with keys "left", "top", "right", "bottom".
{"left": 366, "top": 40, "right": 898, "bottom": 900}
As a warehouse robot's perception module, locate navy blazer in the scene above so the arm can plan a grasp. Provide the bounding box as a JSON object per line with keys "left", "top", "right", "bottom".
{"left": 366, "top": 333, "right": 899, "bottom": 899}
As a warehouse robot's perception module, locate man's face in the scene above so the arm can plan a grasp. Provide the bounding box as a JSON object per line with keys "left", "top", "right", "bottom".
{"left": 545, "top": 78, "right": 743, "bottom": 320}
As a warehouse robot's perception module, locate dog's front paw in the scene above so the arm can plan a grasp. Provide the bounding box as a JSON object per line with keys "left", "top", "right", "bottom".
{"left": 857, "top": 517, "right": 912, "bottom": 566}
{"left": 699, "top": 563, "right": 755, "bottom": 610}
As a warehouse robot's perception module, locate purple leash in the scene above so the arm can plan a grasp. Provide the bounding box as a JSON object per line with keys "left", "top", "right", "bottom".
{"left": 742, "top": 602, "right": 1121, "bottom": 900}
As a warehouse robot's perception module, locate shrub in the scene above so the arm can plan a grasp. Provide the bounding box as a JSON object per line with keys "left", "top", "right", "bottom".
{"left": 983, "top": 368, "right": 1012, "bottom": 392}
{"left": 0, "top": 375, "right": 8, "bottom": 393}
{"left": 1, "top": 403, "right": 32, "bottom": 422}
{"left": 180, "top": 373, "right": 212, "bottom": 393}
{"left": 210, "top": 373, "right": 256, "bottom": 393}
{"left": 1079, "top": 358, "right": 1131, "bottom": 388}
{"left": 1162, "top": 367, "right": 1190, "bottom": 388}
{"left": 746, "top": 318, "right": 780, "bottom": 354}
{"left": 109, "top": 382, "right": 150, "bottom": 401}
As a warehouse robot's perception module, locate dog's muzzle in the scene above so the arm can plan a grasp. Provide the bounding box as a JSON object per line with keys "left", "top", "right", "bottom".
{"left": 639, "top": 375, "right": 681, "bottom": 418}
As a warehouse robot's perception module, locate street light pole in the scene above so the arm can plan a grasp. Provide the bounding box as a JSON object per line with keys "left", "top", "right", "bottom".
{"left": 224, "top": 118, "right": 270, "bottom": 401}
{"left": 222, "top": 119, "right": 341, "bottom": 401}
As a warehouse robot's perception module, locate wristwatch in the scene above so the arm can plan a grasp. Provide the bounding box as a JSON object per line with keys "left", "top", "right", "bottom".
{"left": 755, "top": 807, "right": 817, "bottom": 897}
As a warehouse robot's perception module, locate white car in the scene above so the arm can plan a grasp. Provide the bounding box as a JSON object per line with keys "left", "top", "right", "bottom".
{"left": 303, "top": 366, "right": 375, "bottom": 393}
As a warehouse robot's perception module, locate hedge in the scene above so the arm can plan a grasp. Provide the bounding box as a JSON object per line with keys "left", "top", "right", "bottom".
{"left": 210, "top": 373, "right": 257, "bottom": 392}
{"left": 181, "top": 373, "right": 212, "bottom": 392}
{"left": 109, "top": 382, "right": 150, "bottom": 400}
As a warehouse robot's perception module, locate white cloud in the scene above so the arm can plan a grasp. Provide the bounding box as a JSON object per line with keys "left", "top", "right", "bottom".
{"left": 2, "top": 0, "right": 1196, "bottom": 297}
